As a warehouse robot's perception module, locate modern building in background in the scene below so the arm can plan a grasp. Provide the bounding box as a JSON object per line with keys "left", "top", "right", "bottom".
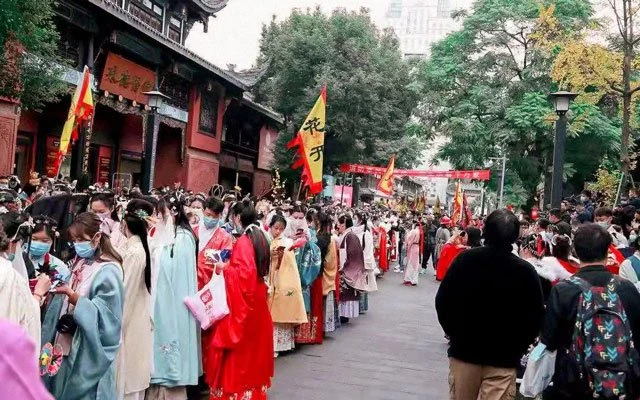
{"left": 383, "top": 0, "right": 472, "bottom": 58}
{"left": 382, "top": 0, "right": 474, "bottom": 210}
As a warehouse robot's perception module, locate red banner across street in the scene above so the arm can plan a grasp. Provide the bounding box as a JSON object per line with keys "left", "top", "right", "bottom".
{"left": 338, "top": 163, "right": 491, "bottom": 180}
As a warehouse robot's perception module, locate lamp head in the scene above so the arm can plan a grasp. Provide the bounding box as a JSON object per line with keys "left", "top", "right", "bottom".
{"left": 550, "top": 91, "right": 577, "bottom": 114}
{"left": 143, "top": 90, "right": 170, "bottom": 110}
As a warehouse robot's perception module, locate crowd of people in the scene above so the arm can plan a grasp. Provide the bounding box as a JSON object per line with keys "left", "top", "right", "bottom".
{"left": 0, "top": 174, "right": 432, "bottom": 400}
{"left": 435, "top": 189, "right": 640, "bottom": 400}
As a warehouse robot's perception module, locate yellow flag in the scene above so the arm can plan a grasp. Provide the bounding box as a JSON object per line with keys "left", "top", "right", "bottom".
{"left": 288, "top": 85, "right": 326, "bottom": 194}
{"left": 377, "top": 156, "right": 395, "bottom": 195}
{"left": 452, "top": 181, "right": 463, "bottom": 226}
{"left": 52, "top": 66, "right": 94, "bottom": 177}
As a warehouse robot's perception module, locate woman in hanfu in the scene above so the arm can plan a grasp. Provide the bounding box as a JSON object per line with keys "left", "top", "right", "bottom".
{"left": 336, "top": 214, "right": 368, "bottom": 321}
{"left": 0, "top": 214, "right": 46, "bottom": 347}
{"left": 316, "top": 212, "right": 338, "bottom": 333}
{"left": 115, "top": 199, "right": 154, "bottom": 400}
{"left": 403, "top": 221, "right": 421, "bottom": 286}
{"left": 352, "top": 211, "right": 376, "bottom": 313}
{"left": 435, "top": 229, "right": 469, "bottom": 281}
{"left": 23, "top": 216, "right": 70, "bottom": 283}
{"left": 206, "top": 199, "right": 273, "bottom": 400}
{"left": 291, "top": 209, "right": 322, "bottom": 344}
{"left": 268, "top": 214, "right": 307, "bottom": 357}
{"left": 43, "top": 212, "right": 124, "bottom": 400}
{"left": 147, "top": 194, "right": 200, "bottom": 399}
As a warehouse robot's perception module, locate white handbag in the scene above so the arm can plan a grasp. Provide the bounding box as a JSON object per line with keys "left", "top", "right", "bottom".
{"left": 183, "top": 271, "right": 229, "bottom": 330}
{"left": 520, "top": 343, "right": 556, "bottom": 397}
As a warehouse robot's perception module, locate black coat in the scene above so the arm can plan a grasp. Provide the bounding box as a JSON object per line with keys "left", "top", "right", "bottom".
{"left": 435, "top": 245, "right": 545, "bottom": 368}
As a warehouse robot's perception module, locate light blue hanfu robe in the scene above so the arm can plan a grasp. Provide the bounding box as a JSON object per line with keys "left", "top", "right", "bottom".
{"left": 42, "top": 261, "right": 124, "bottom": 400}
{"left": 150, "top": 227, "right": 200, "bottom": 387}
{"left": 294, "top": 229, "right": 322, "bottom": 312}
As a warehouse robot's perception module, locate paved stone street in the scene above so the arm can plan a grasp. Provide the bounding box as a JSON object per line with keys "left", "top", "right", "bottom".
{"left": 270, "top": 268, "right": 449, "bottom": 400}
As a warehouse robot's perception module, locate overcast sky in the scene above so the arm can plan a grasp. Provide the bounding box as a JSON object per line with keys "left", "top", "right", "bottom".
{"left": 186, "top": 0, "right": 390, "bottom": 70}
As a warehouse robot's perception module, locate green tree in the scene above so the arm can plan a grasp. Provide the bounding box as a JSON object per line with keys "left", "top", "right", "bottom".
{"left": 413, "top": 0, "right": 618, "bottom": 207}
{"left": 0, "top": 0, "right": 64, "bottom": 109}
{"left": 253, "top": 7, "right": 422, "bottom": 178}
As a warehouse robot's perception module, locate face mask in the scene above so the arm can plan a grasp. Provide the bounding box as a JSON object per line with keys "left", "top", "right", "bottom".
{"left": 97, "top": 211, "right": 111, "bottom": 221}
{"left": 0, "top": 184, "right": 7, "bottom": 190}
{"left": 193, "top": 209, "right": 204, "bottom": 218}
{"left": 4, "top": 253, "right": 15, "bottom": 261}
{"left": 74, "top": 241, "right": 96, "bottom": 259}
{"left": 630, "top": 234, "right": 638, "bottom": 244}
{"left": 26, "top": 240, "right": 52, "bottom": 258}
{"left": 580, "top": 196, "right": 587, "bottom": 202}
{"left": 597, "top": 221, "right": 610, "bottom": 229}
{"left": 203, "top": 216, "right": 219, "bottom": 230}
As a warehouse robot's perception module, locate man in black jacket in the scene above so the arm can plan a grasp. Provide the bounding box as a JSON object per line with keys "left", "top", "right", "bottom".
{"left": 540, "top": 223, "right": 640, "bottom": 399}
{"left": 436, "top": 210, "right": 544, "bottom": 400}
{"left": 421, "top": 215, "right": 437, "bottom": 274}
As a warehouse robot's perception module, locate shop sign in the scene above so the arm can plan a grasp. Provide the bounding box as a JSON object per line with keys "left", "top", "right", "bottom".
{"left": 45, "top": 136, "right": 60, "bottom": 178}
{"left": 99, "top": 53, "right": 156, "bottom": 105}
{"left": 97, "top": 156, "right": 111, "bottom": 184}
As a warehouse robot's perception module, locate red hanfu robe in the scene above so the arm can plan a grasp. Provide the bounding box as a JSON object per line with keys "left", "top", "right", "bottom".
{"left": 294, "top": 277, "right": 324, "bottom": 344}
{"left": 390, "top": 231, "right": 397, "bottom": 262}
{"left": 195, "top": 226, "right": 233, "bottom": 290}
{"left": 376, "top": 226, "right": 389, "bottom": 272}
{"left": 607, "top": 245, "right": 624, "bottom": 275}
{"left": 194, "top": 225, "right": 234, "bottom": 393}
{"left": 206, "top": 235, "right": 274, "bottom": 400}
{"left": 435, "top": 243, "right": 466, "bottom": 281}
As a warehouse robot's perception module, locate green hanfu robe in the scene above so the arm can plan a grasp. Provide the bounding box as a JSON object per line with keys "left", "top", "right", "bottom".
{"left": 150, "top": 227, "right": 200, "bottom": 387}
{"left": 42, "top": 262, "right": 124, "bottom": 400}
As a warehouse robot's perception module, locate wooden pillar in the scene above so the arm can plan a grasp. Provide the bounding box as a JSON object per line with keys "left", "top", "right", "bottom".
{"left": 0, "top": 98, "right": 20, "bottom": 176}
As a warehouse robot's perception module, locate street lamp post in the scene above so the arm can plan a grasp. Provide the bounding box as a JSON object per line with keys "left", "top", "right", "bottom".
{"left": 549, "top": 91, "right": 577, "bottom": 209}
{"left": 141, "top": 89, "right": 170, "bottom": 193}
{"left": 488, "top": 156, "right": 507, "bottom": 209}
{"left": 354, "top": 175, "right": 362, "bottom": 208}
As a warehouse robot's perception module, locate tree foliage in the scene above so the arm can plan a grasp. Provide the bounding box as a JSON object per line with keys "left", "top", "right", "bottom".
{"left": 413, "top": 0, "right": 620, "bottom": 208}
{"left": 547, "top": 0, "right": 640, "bottom": 180}
{"left": 253, "top": 7, "right": 422, "bottom": 177}
{"left": 0, "top": 0, "right": 64, "bottom": 109}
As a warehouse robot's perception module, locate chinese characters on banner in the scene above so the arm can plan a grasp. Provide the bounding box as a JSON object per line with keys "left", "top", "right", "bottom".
{"left": 339, "top": 163, "right": 491, "bottom": 180}
{"left": 99, "top": 53, "right": 156, "bottom": 105}
{"left": 287, "top": 85, "right": 326, "bottom": 194}
{"left": 45, "top": 137, "right": 61, "bottom": 177}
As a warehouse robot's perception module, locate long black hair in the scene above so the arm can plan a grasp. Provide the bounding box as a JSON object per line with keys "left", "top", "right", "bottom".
{"left": 159, "top": 193, "right": 198, "bottom": 259}
{"left": 232, "top": 199, "right": 269, "bottom": 279}
{"left": 124, "top": 199, "right": 154, "bottom": 293}
{"left": 316, "top": 212, "right": 333, "bottom": 275}
{"left": 465, "top": 226, "right": 482, "bottom": 248}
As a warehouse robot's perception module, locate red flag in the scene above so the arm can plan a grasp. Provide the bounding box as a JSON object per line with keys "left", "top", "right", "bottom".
{"left": 377, "top": 156, "right": 395, "bottom": 195}
{"left": 462, "top": 191, "right": 473, "bottom": 228}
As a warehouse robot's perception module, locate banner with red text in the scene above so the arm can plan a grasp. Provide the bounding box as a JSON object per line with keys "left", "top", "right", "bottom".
{"left": 339, "top": 163, "right": 491, "bottom": 180}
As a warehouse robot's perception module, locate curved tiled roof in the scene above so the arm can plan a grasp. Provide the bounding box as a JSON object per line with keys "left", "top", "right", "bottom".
{"left": 192, "top": 0, "right": 230, "bottom": 14}
{"left": 87, "top": 0, "right": 247, "bottom": 91}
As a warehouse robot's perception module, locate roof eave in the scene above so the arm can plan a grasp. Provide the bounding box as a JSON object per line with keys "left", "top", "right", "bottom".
{"left": 86, "top": 0, "right": 248, "bottom": 92}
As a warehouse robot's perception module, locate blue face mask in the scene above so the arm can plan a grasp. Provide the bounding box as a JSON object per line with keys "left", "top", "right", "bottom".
{"left": 74, "top": 241, "right": 96, "bottom": 259}
{"left": 27, "top": 240, "right": 52, "bottom": 258}
{"left": 5, "top": 253, "right": 15, "bottom": 262}
{"left": 203, "top": 216, "right": 219, "bottom": 230}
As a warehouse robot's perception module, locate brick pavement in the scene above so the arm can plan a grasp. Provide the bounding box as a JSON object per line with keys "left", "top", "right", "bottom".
{"left": 269, "top": 269, "right": 449, "bottom": 400}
